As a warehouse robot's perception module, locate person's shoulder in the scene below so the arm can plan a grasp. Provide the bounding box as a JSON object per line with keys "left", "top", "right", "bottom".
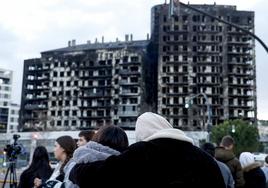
{"left": 64, "top": 159, "right": 77, "bottom": 172}
{"left": 217, "top": 160, "right": 232, "bottom": 172}
{"left": 20, "top": 170, "right": 28, "bottom": 178}
{"left": 126, "top": 141, "right": 152, "bottom": 150}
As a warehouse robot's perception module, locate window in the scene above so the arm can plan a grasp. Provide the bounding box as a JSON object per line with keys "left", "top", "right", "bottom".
{"left": 162, "top": 77, "right": 170, "bottom": 83}
{"left": 72, "top": 111, "right": 77, "bottom": 116}
{"left": 163, "top": 15, "right": 167, "bottom": 22}
{"left": 174, "top": 86, "right": 178, "bottom": 93}
{"left": 174, "top": 76, "right": 178, "bottom": 83}
{"left": 130, "top": 98, "right": 138, "bottom": 104}
{"left": 52, "top": 101, "right": 56, "bottom": 107}
{"left": 60, "top": 72, "right": 64, "bottom": 77}
{"left": 57, "top": 121, "right": 61, "bottom": 126}
{"left": 72, "top": 120, "right": 76, "bottom": 126}
{"left": 65, "top": 111, "right": 69, "bottom": 116}
{"left": 51, "top": 111, "right": 55, "bottom": 116}
{"left": 174, "top": 15, "right": 179, "bottom": 22}
{"left": 52, "top": 91, "right": 57, "bottom": 97}
{"left": 66, "top": 91, "right": 71, "bottom": 96}
{"left": 65, "top": 100, "right": 70, "bottom": 106}
{"left": 182, "top": 25, "right": 188, "bottom": 31}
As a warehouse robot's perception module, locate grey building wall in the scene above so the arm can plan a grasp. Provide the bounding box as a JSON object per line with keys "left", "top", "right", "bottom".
{"left": 0, "top": 69, "right": 12, "bottom": 133}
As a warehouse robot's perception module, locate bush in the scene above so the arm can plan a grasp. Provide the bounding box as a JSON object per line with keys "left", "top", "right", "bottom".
{"left": 211, "top": 119, "right": 260, "bottom": 156}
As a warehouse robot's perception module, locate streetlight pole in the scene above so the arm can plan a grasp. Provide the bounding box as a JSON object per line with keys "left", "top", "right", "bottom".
{"left": 185, "top": 92, "right": 212, "bottom": 141}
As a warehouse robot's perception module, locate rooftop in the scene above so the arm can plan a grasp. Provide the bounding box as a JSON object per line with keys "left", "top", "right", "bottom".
{"left": 42, "top": 40, "right": 150, "bottom": 55}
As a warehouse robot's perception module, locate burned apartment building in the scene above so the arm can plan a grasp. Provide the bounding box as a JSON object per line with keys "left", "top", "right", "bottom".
{"left": 20, "top": 38, "right": 154, "bottom": 131}
{"left": 151, "top": 3, "right": 256, "bottom": 130}
{"left": 20, "top": 2, "right": 257, "bottom": 132}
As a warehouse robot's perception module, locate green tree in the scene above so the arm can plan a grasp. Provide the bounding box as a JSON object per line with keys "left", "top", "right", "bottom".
{"left": 210, "top": 119, "right": 260, "bottom": 156}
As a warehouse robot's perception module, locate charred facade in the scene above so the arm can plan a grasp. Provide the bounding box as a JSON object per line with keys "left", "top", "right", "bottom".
{"left": 152, "top": 3, "right": 256, "bottom": 130}
{"left": 20, "top": 40, "right": 154, "bottom": 131}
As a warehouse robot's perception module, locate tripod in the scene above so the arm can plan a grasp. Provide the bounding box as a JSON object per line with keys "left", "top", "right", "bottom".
{"left": 2, "top": 159, "right": 18, "bottom": 188}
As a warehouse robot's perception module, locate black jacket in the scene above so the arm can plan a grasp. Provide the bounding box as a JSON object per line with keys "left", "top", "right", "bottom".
{"left": 70, "top": 138, "right": 225, "bottom": 188}
{"left": 243, "top": 162, "right": 266, "bottom": 188}
{"left": 18, "top": 166, "right": 53, "bottom": 188}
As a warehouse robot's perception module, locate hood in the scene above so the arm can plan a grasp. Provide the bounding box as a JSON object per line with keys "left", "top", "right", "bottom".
{"left": 144, "top": 128, "right": 193, "bottom": 144}
{"left": 239, "top": 152, "right": 255, "bottom": 169}
{"left": 135, "top": 112, "right": 193, "bottom": 144}
{"left": 73, "top": 141, "right": 120, "bottom": 164}
{"left": 243, "top": 162, "right": 262, "bottom": 172}
{"left": 215, "top": 147, "right": 236, "bottom": 162}
{"left": 135, "top": 112, "right": 173, "bottom": 142}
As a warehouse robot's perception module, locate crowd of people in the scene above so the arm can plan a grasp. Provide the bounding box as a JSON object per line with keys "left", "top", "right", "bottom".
{"left": 17, "top": 112, "right": 268, "bottom": 188}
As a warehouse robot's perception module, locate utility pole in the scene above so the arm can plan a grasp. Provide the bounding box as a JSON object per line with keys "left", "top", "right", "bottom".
{"left": 185, "top": 92, "right": 212, "bottom": 141}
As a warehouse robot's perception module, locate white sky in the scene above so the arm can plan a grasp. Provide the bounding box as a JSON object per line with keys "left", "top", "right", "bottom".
{"left": 0, "top": 0, "right": 267, "bottom": 120}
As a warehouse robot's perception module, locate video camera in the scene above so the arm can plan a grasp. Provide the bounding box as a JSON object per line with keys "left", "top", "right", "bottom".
{"left": 4, "top": 134, "right": 22, "bottom": 161}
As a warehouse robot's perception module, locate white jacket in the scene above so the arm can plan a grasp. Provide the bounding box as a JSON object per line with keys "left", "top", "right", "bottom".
{"left": 44, "top": 159, "right": 78, "bottom": 188}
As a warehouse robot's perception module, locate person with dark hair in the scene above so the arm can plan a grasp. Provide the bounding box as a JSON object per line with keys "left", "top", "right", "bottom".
{"left": 18, "top": 146, "right": 53, "bottom": 188}
{"left": 201, "top": 142, "right": 234, "bottom": 188}
{"left": 70, "top": 112, "right": 225, "bottom": 188}
{"left": 73, "top": 125, "right": 128, "bottom": 165}
{"left": 239, "top": 152, "right": 266, "bottom": 188}
{"left": 91, "top": 125, "right": 129, "bottom": 152}
{"left": 77, "top": 130, "right": 95, "bottom": 147}
{"left": 215, "top": 135, "right": 245, "bottom": 188}
{"left": 34, "top": 135, "right": 77, "bottom": 188}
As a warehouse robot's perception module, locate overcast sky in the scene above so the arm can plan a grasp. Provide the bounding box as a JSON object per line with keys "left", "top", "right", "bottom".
{"left": 0, "top": 0, "right": 267, "bottom": 120}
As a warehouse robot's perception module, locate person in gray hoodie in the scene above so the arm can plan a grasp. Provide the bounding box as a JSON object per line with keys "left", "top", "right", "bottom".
{"left": 73, "top": 125, "right": 129, "bottom": 164}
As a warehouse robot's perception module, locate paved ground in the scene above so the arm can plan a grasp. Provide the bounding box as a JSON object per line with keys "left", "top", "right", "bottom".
{"left": 0, "top": 167, "right": 24, "bottom": 187}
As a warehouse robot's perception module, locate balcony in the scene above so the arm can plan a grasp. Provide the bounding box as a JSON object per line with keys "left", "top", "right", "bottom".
{"left": 119, "top": 91, "right": 140, "bottom": 96}
{"left": 119, "top": 80, "right": 139, "bottom": 86}
{"left": 24, "top": 104, "right": 47, "bottom": 110}
{"left": 79, "top": 115, "right": 111, "bottom": 120}
{"left": 118, "top": 122, "right": 136, "bottom": 129}
{"left": 36, "top": 85, "right": 49, "bottom": 90}
{"left": 119, "top": 70, "right": 140, "bottom": 75}
{"left": 36, "top": 76, "right": 49, "bottom": 81}
{"left": 26, "top": 94, "right": 48, "bottom": 101}
{"left": 117, "top": 111, "right": 139, "bottom": 117}
{"left": 80, "top": 92, "right": 112, "bottom": 98}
